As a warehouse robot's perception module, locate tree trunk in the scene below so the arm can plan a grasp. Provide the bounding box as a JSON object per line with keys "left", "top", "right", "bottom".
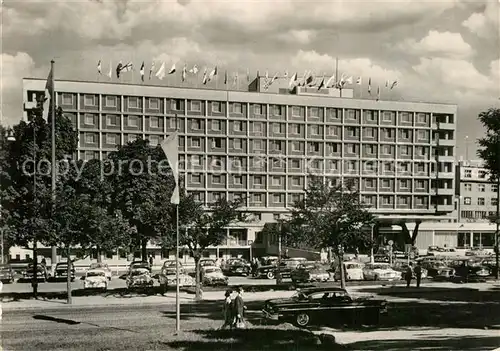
{"left": 66, "top": 246, "right": 72, "bottom": 305}
{"left": 194, "top": 255, "right": 202, "bottom": 300}
{"left": 141, "top": 238, "right": 147, "bottom": 261}
{"left": 96, "top": 246, "right": 102, "bottom": 263}
{"left": 339, "top": 249, "right": 346, "bottom": 289}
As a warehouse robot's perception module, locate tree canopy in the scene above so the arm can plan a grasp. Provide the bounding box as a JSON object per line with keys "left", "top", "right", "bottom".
{"left": 477, "top": 108, "right": 500, "bottom": 180}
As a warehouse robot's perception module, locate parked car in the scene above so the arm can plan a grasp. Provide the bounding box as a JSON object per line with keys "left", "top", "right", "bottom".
{"left": 450, "top": 259, "right": 491, "bottom": 282}
{"left": 373, "top": 254, "right": 390, "bottom": 263}
{"left": 362, "top": 263, "right": 401, "bottom": 281}
{"left": 419, "top": 259, "right": 451, "bottom": 278}
{"left": 83, "top": 269, "right": 108, "bottom": 290}
{"left": 334, "top": 262, "right": 365, "bottom": 281}
{"left": 291, "top": 262, "right": 330, "bottom": 283}
{"left": 392, "top": 261, "right": 428, "bottom": 279}
{"left": 199, "top": 259, "right": 216, "bottom": 268}
{"left": 24, "top": 263, "right": 48, "bottom": 282}
{"left": 222, "top": 258, "right": 251, "bottom": 276}
{"left": 53, "top": 262, "right": 75, "bottom": 281}
{"left": 126, "top": 267, "right": 154, "bottom": 289}
{"left": 255, "top": 260, "right": 293, "bottom": 280}
{"left": 201, "top": 266, "right": 228, "bottom": 286}
{"left": 129, "top": 261, "right": 151, "bottom": 272}
{"left": 0, "top": 264, "right": 15, "bottom": 284}
{"left": 158, "top": 260, "right": 194, "bottom": 292}
{"left": 262, "top": 287, "right": 388, "bottom": 327}
{"left": 284, "top": 257, "right": 307, "bottom": 270}
{"left": 88, "top": 263, "right": 112, "bottom": 280}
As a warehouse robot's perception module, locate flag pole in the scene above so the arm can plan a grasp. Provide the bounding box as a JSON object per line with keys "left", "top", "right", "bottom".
{"left": 50, "top": 60, "right": 58, "bottom": 267}
{"left": 175, "top": 113, "right": 180, "bottom": 334}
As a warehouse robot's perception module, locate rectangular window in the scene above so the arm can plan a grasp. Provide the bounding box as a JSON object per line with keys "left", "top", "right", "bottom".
{"left": 273, "top": 105, "right": 282, "bottom": 116}
{"left": 479, "top": 170, "right": 487, "bottom": 179}
{"left": 212, "top": 101, "right": 221, "bottom": 113}
{"left": 328, "top": 126, "right": 338, "bottom": 136}
{"left": 212, "top": 120, "right": 222, "bottom": 131}
{"left": 106, "top": 115, "right": 117, "bottom": 126}
{"left": 128, "top": 116, "right": 138, "bottom": 127}
{"left": 401, "top": 112, "right": 411, "bottom": 122}
{"left": 191, "top": 119, "right": 201, "bottom": 130}
{"left": 171, "top": 99, "right": 182, "bottom": 111}
{"left": 105, "top": 96, "right": 117, "bottom": 107}
{"left": 273, "top": 193, "right": 283, "bottom": 203}
{"left": 128, "top": 97, "right": 139, "bottom": 108}
{"left": 84, "top": 114, "right": 94, "bottom": 125}
{"left": 382, "top": 111, "right": 392, "bottom": 122}
{"left": 252, "top": 122, "right": 263, "bottom": 133}
{"left": 478, "top": 198, "right": 485, "bottom": 205}
{"left": 191, "top": 155, "right": 202, "bottom": 166}
{"left": 417, "top": 113, "right": 427, "bottom": 123}
{"left": 232, "top": 103, "right": 242, "bottom": 114}
{"left": 233, "top": 121, "right": 242, "bottom": 132}
{"left": 150, "top": 117, "right": 159, "bottom": 128}
{"left": 191, "top": 137, "right": 201, "bottom": 148}
{"left": 84, "top": 94, "right": 95, "bottom": 106}
{"left": 149, "top": 135, "right": 159, "bottom": 146}
{"left": 309, "top": 107, "right": 319, "bottom": 117}
{"left": 310, "top": 142, "right": 320, "bottom": 153}
{"left": 233, "top": 139, "right": 242, "bottom": 150}
{"left": 292, "top": 106, "right": 301, "bottom": 117}
{"left": 85, "top": 133, "right": 95, "bottom": 144}
{"left": 212, "top": 175, "right": 222, "bottom": 184}
{"left": 254, "top": 176, "right": 263, "bottom": 185}
{"left": 272, "top": 176, "right": 282, "bottom": 186}
{"left": 106, "top": 134, "right": 116, "bottom": 145}
{"left": 464, "top": 169, "right": 472, "bottom": 178}
{"left": 478, "top": 184, "right": 486, "bottom": 192}
{"left": 234, "top": 175, "right": 242, "bottom": 185}
{"left": 347, "top": 127, "right": 357, "bottom": 137}
{"left": 191, "top": 101, "right": 201, "bottom": 112}
{"left": 212, "top": 138, "right": 222, "bottom": 148}
{"left": 62, "top": 94, "right": 73, "bottom": 105}
{"left": 148, "top": 98, "right": 159, "bottom": 109}
{"left": 127, "top": 134, "right": 137, "bottom": 143}
{"left": 192, "top": 174, "right": 202, "bottom": 184}
{"left": 310, "top": 125, "right": 320, "bottom": 135}
{"left": 253, "top": 139, "right": 264, "bottom": 151}
{"left": 254, "top": 104, "right": 262, "bottom": 115}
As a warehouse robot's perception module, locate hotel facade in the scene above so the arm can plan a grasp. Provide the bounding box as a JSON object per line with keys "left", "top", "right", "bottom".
{"left": 20, "top": 76, "right": 459, "bottom": 263}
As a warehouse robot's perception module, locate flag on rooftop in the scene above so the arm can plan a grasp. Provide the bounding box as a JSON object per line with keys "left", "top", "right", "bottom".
{"left": 390, "top": 80, "right": 398, "bottom": 89}
{"left": 325, "top": 74, "right": 335, "bottom": 88}
{"left": 356, "top": 76, "right": 362, "bottom": 85}
{"left": 202, "top": 67, "right": 208, "bottom": 84}
{"left": 182, "top": 64, "right": 187, "bottom": 82}
{"left": 97, "top": 60, "right": 102, "bottom": 75}
{"left": 368, "top": 77, "right": 372, "bottom": 95}
{"left": 107, "top": 60, "right": 112, "bottom": 79}
{"left": 208, "top": 66, "right": 217, "bottom": 82}
{"left": 149, "top": 61, "right": 155, "bottom": 80}
{"left": 42, "top": 65, "right": 54, "bottom": 120}
{"left": 155, "top": 62, "right": 166, "bottom": 80}
{"left": 189, "top": 64, "right": 198, "bottom": 74}
{"left": 140, "top": 62, "right": 145, "bottom": 82}
{"left": 168, "top": 63, "right": 176, "bottom": 75}
{"left": 116, "top": 62, "right": 123, "bottom": 78}
{"left": 122, "top": 62, "right": 133, "bottom": 72}
{"left": 289, "top": 72, "right": 297, "bottom": 89}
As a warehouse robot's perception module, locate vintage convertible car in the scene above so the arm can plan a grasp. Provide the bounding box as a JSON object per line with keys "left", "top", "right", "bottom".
{"left": 83, "top": 269, "right": 108, "bottom": 290}
{"left": 24, "top": 263, "right": 48, "bottom": 282}
{"left": 362, "top": 263, "right": 401, "bottom": 281}
{"left": 291, "top": 262, "right": 330, "bottom": 283}
{"left": 262, "top": 287, "right": 388, "bottom": 327}
{"left": 201, "top": 266, "right": 228, "bottom": 286}
{"left": 126, "top": 267, "right": 154, "bottom": 288}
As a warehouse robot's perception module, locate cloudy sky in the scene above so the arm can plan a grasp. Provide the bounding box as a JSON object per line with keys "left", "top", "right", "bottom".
{"left": 1, "top": 0, "right": 499, "bottom": 158}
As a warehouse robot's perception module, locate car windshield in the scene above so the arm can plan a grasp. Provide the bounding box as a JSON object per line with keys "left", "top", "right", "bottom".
{"left": 131, "top": 262, "right": 149, "bottom": 269}
{"left": 0, "top": 265, "right": 10, "bottom": 271}
{"left": 371, "top": 264, "right": 390, "bottom": 269}
{"left": 200, "top": 260, "right": 215, "bottom": 266}
{"left": 87, "top": 271, "right": 105, "bottom": 277}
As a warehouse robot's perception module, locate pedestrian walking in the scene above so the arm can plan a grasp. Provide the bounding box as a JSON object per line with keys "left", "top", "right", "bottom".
{"left": 414, "top": 262, "right": 422, "bottom": 288}
{"left": 148, "top": 255, "right": 153, "bottom": 267}
{"left": 405, "top": 263, "right": 413, "bottom": 288}
{"left": 232, "top": 287, "right": 246, "bottom": 329}
{"left": 219, "top": 289, "right": 233, "bottom": 330}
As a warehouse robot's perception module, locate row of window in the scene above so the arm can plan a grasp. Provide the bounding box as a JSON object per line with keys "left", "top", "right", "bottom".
{"left": 461, "top": 210, "right": 497, "bottom": 221}
{"left": 463, "top": 169, "right": 490, "bottom": 179}
{"left": 80, "top": 114, "right": 444, "bottom": 136}
{"left": 60, "top": 93, "right": 449, "bottom": 124}
{"left": 188, "top": 173, "right": 431, "bottom": 189}
{"left": 462, "top": 183, "right": 497, "bottom": 193}
{"left": 189, "top": 191, "right": 430, "bottom": 206}
{"left": 462, "top": 197, "right": 498, "bottom": 206}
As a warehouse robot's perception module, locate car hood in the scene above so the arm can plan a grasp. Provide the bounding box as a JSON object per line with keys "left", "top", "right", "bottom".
{"left": 85, "top": 276, "right": 106, "bottom": 282}
{"left": 258, "top": 265, "right": 275, "bottom": 270}
{"left": 266, "top": 297, "right": 297, "bottom": 306}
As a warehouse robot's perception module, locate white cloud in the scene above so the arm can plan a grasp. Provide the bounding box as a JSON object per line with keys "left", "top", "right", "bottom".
{"left": 275, "top": 30, "right": 317, "bottom": 45}
{"left": 490, "top": 59, "right": 500, "bottom": 80}
{"left": 462, "top": 1, "right": 500, "bottom": 38}
{"left": 290, "top": 50, "right": 400, "bottom": 83}
{"left": 412, "top": 57, "right": 492, "bottom": 92}
{"left": 397, "top": 30, "right": 474, "bottom": 58}
{"left": 0, "top": 52, "right": 36, "bottom": 126}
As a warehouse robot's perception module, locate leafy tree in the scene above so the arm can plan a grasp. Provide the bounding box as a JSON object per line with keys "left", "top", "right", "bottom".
{"left": 478, "top": 108, "right": 500, "bottom": 181}
{"left": 161, "top": 195, "right": 247, "bottom": 300}
{"left": 107, "top": 139, "right": 177, "bottom": 260}
{"left": 2, "top": 107, "right": 78, "bottom": 253}
{"left": 283, "top": 176, "right": 374, "bottom": 288}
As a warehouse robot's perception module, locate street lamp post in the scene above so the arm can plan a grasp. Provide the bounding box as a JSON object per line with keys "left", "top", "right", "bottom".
{"left": 276, "top": 222, "right": 282, "bottom": 285}
{"left": 370, "top": 224, "right": 375, "bottom": 264}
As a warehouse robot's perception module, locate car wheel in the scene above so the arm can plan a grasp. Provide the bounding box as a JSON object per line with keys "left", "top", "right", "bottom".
{"left": 267, "top": 271, "right": 275, "bottom": 280}
{"left": 162, "top": 283, "right": 168, "bottom": 294}
{"left": 373, "top": 274, "right": 379, "bottom": 281}
{"left": 295, "top": 313, "right": 311, "bottom": 327}
{"left": 291, "top": 279, "right": 297, "bottom": 285}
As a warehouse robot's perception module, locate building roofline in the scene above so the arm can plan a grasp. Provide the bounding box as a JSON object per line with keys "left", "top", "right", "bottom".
{"left": 22, "top": 77, "right": 459, "bottom": 108}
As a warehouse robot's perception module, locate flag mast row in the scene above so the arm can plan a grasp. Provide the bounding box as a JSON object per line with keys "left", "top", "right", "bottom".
{"left": 96, "top": 60, "right": 399, "bottom": 93}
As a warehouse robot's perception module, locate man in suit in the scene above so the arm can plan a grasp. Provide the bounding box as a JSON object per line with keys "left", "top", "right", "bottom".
{"left": 232, "top": 287, "right": 246, "bottom": 329}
